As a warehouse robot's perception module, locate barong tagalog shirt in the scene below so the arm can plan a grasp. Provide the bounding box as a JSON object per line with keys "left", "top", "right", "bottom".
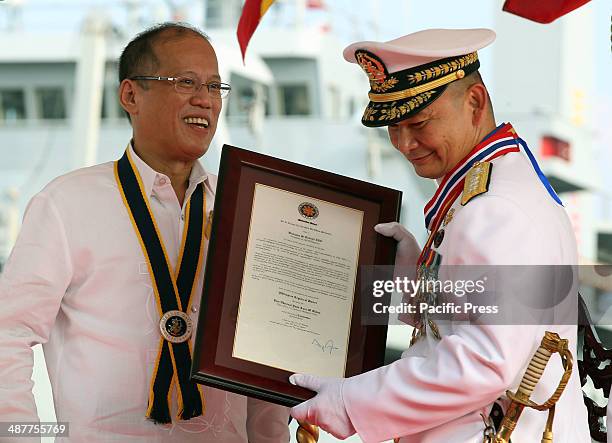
{"left": 0, "top": 144, "right": 289, "bottom": 443}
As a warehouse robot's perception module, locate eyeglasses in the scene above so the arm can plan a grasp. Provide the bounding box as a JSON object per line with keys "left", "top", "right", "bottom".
{"left": 129, "top": 75, "right": 232, "bottom": 99}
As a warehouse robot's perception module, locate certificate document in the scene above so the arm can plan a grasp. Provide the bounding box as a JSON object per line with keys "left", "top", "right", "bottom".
{"left": 192, "top": 145, "right": 399, "bottom": 405}
{"left": 232, "top": 183, "right": 364, "bottom": 377}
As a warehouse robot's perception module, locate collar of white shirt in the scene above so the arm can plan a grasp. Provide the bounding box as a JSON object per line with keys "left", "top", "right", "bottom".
{"left": 127, "top": 142, "right": 209, "bottom": 201}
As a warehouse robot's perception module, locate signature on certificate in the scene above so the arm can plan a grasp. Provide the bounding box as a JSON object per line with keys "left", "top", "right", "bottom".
{"left": 312, "top": 338, "right": 340, "bottom": 355}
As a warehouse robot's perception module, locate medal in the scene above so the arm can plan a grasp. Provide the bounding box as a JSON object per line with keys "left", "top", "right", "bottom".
{"left": 159, "top": 310, "right": 193, "bottom": 343}
{"left": 433, "top": 229, "right": 445, "bottom": 248}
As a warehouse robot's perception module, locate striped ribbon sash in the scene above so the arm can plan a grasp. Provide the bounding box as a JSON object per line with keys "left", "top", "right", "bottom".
{"left": 418, "top": 123, "right": 522, "bottom": 267}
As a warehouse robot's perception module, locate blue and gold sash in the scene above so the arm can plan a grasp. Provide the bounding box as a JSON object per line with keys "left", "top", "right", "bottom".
{"left": 115, "top": 149, "right": 206, "bottom": 423}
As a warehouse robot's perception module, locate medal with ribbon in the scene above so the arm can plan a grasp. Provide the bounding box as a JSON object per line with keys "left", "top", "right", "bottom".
{"left": 115, "top": 148, "right": 206, "bottom": 423}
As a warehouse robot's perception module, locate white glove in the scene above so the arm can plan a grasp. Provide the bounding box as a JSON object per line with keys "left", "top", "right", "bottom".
{"left": 374, "top": 222, "right": 421, "bottom": 268}
{"left": 375, "top": 222, "right": 421, "bottom": 326}
{"left": 289, "top": 374, "right": 356, "bottom": 440}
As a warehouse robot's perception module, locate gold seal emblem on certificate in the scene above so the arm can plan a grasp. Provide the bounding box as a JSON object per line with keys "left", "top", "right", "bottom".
{"left": 159, "top": 310, "right": 193, "bottom": 343}
{"left": 298, "top": 202, "right": 319, "bottom": 220}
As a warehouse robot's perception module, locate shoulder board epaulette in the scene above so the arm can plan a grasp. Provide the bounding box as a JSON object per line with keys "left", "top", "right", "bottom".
{"left": 461, "top": 161, "right": 492, "bottom": 206}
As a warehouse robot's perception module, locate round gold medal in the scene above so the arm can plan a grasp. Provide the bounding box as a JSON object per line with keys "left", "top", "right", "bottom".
{"left": 159, "top": 310, "right": 193, "bottom": 343}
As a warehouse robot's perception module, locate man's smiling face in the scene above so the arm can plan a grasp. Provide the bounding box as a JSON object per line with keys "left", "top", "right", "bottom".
{"left": 128, "top": 31, "right": 222, "bottom": 163}
{"left": 387, "top": 85, "right": 478, "bottom": 179}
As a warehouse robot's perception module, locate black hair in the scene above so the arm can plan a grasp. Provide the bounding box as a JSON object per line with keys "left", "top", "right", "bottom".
{"left": 118, "top": 22, "right": 210, "bottom": 120}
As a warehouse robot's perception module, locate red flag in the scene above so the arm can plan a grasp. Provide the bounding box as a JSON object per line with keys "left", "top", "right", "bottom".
{"left": 540, "top": 135, "right": 571, "bottom": 161}
{"left": 307, "top": 0, "right": 325, "bottom": 8}
{"left": 237, "top": 0, "right": 276, "bottom": 60}
{"left": 503, "top": 0, "right": 591, "bottom": 23}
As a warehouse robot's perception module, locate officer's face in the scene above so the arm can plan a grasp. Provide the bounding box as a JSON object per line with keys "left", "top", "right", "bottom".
{"left": 387, "top": 89, "right": 476, "bottom": 179}
{"left": 124, "top": 32, "right": 222, "bottom": 163}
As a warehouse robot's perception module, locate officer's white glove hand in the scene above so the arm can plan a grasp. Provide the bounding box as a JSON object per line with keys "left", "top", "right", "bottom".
{"left": 289, "top": 374, "right": 356, "bottom": 440}
{"left": 375, "top": 222, "right": 421, "bottom": 326}
{"left": 374, "top": 222, "right": 420, "bottom": 267}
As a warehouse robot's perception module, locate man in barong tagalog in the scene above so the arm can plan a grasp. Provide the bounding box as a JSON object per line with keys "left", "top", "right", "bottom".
{"left": 289, "top": 28, "right": 591, "bottom": 442}
{"left": 0, "top": 22, "right": 289, "bottom": 442}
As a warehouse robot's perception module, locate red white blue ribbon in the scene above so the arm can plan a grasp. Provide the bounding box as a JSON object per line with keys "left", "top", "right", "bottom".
{"left": 417, "top": 122, "right": 563, "bottom": 268}
{"left": 423, "top": 123, "right": 520, "bottom": 231}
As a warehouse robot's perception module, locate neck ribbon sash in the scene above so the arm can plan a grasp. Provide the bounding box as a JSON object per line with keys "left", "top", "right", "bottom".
{"left": 115, "top": 149, "right": 206, "bottom": 424}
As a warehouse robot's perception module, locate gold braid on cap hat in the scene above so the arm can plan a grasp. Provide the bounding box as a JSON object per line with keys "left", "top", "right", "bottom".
{"left": 369, "top": 69, "right": 465, "bottom": 102}
{"left": 368, "top": 52, "right": 478, "bottom": 103}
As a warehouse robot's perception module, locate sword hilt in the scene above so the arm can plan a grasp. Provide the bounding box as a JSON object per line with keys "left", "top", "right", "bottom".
{"left": 494, "top": 331, "right": 573, "bottom": 443}
{"left": 515, "top": 335, "right": 555, "bottom": 400}
{"left": 512, "top": 331, "right": 573, "bottom": 411}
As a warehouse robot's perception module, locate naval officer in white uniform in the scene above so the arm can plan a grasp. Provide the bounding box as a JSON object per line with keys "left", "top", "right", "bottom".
{"left": 289, "top": 28, "right": 591, "bottom": 443}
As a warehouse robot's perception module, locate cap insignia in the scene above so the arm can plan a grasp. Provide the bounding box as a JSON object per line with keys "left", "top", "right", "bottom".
{"left": 355, "top": 51, "right": 399, "bottom": 92}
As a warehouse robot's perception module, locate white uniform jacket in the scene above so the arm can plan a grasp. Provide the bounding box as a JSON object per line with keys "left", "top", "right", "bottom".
{"left": 0, "top": 145, "right": 290, "bottom": 443}
{"left": 342, "top": 148, "right": 591, "bottom": 442}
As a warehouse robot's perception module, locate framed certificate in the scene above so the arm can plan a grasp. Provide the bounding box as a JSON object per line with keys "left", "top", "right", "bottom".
{"left": 191, "top": 144, "right": 401, "bottom": 406}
